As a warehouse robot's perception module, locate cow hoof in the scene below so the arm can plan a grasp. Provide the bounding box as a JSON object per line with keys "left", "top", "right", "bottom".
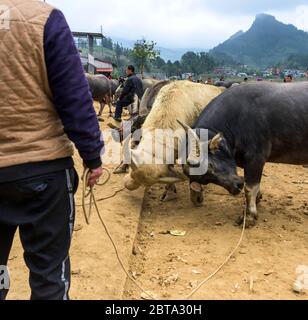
{"left": 235, "top": 215, "right": 257, "bottom": 228}
{"left": 191, "top": 191, "right": 204, "bottom": 207}
{"left": 161, "top": 191, "right": 177, "bottom": 202}
{"left": 190, "top": 183, "right": 204, "bottom": 207}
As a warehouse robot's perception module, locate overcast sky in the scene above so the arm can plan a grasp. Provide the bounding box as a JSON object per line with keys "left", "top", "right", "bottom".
{"left": 46, "top": 0, "right": 308, "bottom": 49}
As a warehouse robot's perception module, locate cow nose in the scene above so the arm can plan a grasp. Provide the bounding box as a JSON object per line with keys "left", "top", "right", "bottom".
{"left": 124, "top": 175, "right": 141, "bottom": 191}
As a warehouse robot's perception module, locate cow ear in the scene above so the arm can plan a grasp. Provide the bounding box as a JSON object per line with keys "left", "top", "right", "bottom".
{"left": 209, "top": 133, "right": 223, "bottom": 152}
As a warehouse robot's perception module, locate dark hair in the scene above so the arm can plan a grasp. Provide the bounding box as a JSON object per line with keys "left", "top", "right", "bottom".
{"left": 127, "top": 65, "right": 135, "bottom": 73}
{"left": 287, "top": 74, "right": 293, "bottom": 80}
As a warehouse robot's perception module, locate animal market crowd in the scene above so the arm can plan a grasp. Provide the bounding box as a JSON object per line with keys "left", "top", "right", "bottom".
{"left": 1, "top": 1, "right": 308, "bottom": 300}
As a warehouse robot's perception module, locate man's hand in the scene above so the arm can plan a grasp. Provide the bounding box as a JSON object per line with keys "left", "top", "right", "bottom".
{"left": 87, "top": 167, "right": 104, "bottom": 188}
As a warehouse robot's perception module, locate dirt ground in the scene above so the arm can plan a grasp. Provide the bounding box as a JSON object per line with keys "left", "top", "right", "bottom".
{"left": 5, "top": 103, "right": 308, "bottom": 300}
{"left": 124, "top": 164, "right": 308, "bottom": 300}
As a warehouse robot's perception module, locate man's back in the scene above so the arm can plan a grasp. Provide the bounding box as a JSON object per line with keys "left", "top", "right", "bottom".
{"left": 129, "top": 74, "right": 144, "bottom": 99}
{"left": 0, "top": 0, "right": 73, "bottom": 169}
{"left": 122, "top": 74, "right": 144, "bottom": 101}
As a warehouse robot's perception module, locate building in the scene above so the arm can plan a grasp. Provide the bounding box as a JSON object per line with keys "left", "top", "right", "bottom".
{"left": 80, "top": 54, "right": 115, "bottom": 76}
{"left": 73, "top": 31, "right": 105, "bottom": 56}
{"left": 73, "top": 31, "right": 115, "bottom": 76}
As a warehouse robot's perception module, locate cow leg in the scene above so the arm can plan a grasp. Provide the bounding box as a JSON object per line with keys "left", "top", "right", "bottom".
{"left": 190, "top": 182, "right": 204, "bottom": 207}
{"left": 236, "top": 162, "right": 264, "bottom": 228}
{"left": 98, "top": 101, "right": 105, "bottom": 118}
{"left": 246, "top": 184, "right": 260, "bottom": 223}
{"left": 236, "top": 184, "right": 260, "bottom": 228}
{"left": 161, "top": 184, "right": 177, "bottom": 202}
{"left": 108, "top": 102, "right": 113, "bottom": 118}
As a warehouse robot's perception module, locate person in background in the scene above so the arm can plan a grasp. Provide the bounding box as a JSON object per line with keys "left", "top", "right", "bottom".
{"left": 306, "top": 68, "right": 308, "bottom": 81}
{"left": 113, "top": 65, "right": 143, "bottom": 122}
{"left": 0, "top": 0, "right": 104, "bottom": 300}
{"left": 284, "top": 75, "right": 293, "bottom": 83}
{"left": 206, "top": 77, "right": 213, "bottom": 85}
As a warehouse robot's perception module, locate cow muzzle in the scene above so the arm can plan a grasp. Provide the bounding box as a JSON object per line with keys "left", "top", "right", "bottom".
{"left": 223, "top": 176, "right": 244, "bottom": 196}
{"left": 124, "top": 174, "right": 141, "bottom": 191}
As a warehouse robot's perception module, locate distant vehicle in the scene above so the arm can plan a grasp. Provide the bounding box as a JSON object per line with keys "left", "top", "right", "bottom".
{"left": 237, "top": 73, "right": 248, "bottom": 78}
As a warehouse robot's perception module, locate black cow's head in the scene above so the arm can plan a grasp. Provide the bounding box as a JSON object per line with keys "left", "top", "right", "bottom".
{"left": 178, "top": 120, "right": 244, "bottom": 196}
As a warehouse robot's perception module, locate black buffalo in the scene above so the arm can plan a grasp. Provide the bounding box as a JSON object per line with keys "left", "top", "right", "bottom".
{"left": 86, "top": 74, "right": 119, "bottom": 118}
{"left": 215, "top": 81, "right": 239, "bottom": 89}
{"left": 179, "top": 82, "right": 308, "bottom": 227}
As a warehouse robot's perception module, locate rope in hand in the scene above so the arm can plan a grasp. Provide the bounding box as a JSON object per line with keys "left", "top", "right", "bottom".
{"left": 81, "top": 168, "right": 157, "bottom": 300}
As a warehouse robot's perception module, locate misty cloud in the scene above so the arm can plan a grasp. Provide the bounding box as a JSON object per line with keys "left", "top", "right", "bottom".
{"left": 46, "top": 0, "right": 308, "bottom": 49}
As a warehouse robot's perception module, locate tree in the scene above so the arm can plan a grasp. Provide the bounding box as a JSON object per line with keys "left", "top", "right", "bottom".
{"left": 102, "top": 37, "right": 113, "bottom": 50}
{"left": 153, "top": 56, "right": 166, "bottom": 70}
{"left": 199, "top": 52, "right": 216, "bottom": 73}
{"left": 114, "top": 42, "right": 123, "bottom": 67}
{"left": 131, "top": 39, "right": 160, "bottom": 78}
{"left": 181, "top": 51, "right": 199, "bottom": 74}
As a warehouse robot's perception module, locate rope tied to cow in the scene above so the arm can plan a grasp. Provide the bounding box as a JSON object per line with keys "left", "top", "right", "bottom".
{"left": 81, "top": 167, "right": 248, "bottom": 300}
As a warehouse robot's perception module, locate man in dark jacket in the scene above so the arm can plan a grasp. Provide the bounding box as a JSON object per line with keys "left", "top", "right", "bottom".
{"left": 0, "top": 1, "right": 104, "bottom": 300}
{"left": 114, "top": 65, "right": 143, "bottom": 122}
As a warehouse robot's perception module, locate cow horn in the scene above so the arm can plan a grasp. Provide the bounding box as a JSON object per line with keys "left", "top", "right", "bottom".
{"left": 177, "top": 119, "right": 191, "bottom": 133}
{"left": 168, "top": 165, "right": 188, "bottom": 181}
{"left": 158, "top": 177, "right": 183, "bottom": 184}
{"left": 209, "top": 133, "right": 223, "bottom": 152}
{"left": 177, "top": 120, "right": 201, "bottom": 166}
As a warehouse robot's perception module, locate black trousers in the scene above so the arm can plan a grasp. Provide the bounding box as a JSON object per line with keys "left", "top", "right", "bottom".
{"left": 115, "top": 98, "right": 133, "bottom": 119}
{"left": 0, "top": 168, "right": 78, "bottom": 300}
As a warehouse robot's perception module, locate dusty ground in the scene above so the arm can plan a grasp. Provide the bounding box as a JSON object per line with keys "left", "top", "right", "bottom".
{"left": 124, "top": 164, "right": 308, "bottom": 300}
{"left": 5, "top": 103, "right": 308, "bottom": 300}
